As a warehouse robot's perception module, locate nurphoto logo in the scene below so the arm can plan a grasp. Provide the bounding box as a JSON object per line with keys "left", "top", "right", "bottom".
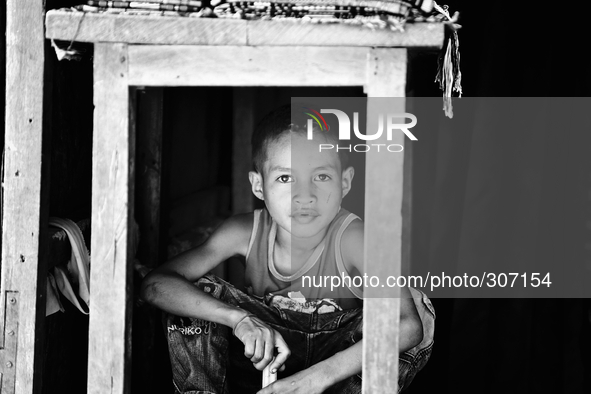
{"left": 305, "top": 108, "right": 417, "bottom": 153}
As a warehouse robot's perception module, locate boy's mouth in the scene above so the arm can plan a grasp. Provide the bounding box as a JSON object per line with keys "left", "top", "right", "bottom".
{"left": 291, "top": 209, "right": 319, "bottom": 218}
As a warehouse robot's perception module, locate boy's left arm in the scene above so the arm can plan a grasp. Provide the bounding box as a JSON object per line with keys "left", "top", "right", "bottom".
{"left": 258, "top": 221, "right": 423, "bottom": 394}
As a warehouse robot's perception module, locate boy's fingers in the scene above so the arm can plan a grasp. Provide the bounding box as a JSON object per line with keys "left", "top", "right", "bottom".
{"left": 251, "top": 338, "right": 265, "bottom": 364}
{"left": 263, "top": 335, "right": 275, "bottom": 363}
{"left": 269, "top": 334, "right": 290, "bottom": 373}
{"left": 254, "top": 340, "right": 276, "bottom": 370}
{"left": 244, "top": 338, "right": 255, "bottom": 359}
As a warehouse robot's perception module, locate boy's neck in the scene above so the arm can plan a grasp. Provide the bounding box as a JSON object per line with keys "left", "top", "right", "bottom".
{"left": 275, "top": 225, "right": 328, "bottom": 255}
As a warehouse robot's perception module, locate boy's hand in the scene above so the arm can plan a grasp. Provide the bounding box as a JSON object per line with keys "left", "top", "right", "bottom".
{"left": 256, "top": 365, "right": 333, "bottom": 394}
{"left": 233, "top": 314, "right": 291, "bottom": 372}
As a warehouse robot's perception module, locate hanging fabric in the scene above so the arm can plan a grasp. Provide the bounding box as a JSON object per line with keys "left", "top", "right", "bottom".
{"left": 48, "top": 217, "right": 91, "bottom": 315}
{"left": 433, "top": 2, "right": 462, "bottom": 118}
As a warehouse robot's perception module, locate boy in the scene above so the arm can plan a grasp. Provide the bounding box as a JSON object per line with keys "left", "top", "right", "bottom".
{"left": 141, "top": 104, "right": 435, "bottom": 393}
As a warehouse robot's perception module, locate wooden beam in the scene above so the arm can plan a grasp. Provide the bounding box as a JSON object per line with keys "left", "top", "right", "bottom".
{"left": 135, "top": 88, "right": 163, "bottom": 269}
{"left": 45, "top": 12, "right": 247, "bottom": 46}
{"left": 127, "top": 46, "right": 369, "bottom": 86}
{"left": 362, "top": 48, "right": 407, "bottom": 394}
{"left": 88, "top": 43, "right": 134, "bottom": 394}
{"left": 45, "top": 10, "right": 445, "bottom": 48}
{"left": 246, "top": 20, "right": 444, "bottom": 47}
{"left": 1, "top": 1, "right": 48, "bottom": 392}
{"left": 402, "top": 124, "right": 413, "bottom": 277}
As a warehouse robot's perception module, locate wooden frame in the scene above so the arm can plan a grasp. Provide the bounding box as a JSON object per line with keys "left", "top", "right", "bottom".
{"left": 44, "top": 11, "right": 444, "bottom": 394}
{"left": 2, "top": 1, "right": 49, "bottom": 393}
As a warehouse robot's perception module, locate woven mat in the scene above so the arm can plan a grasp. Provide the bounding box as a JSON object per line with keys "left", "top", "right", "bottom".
{"left": 75, "top": 0, "right": 441, "bottom": 19}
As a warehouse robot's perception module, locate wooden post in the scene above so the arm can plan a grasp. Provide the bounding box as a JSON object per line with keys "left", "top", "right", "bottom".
{"left": 1, "top": 1, "right": 48, "bottom": 393}
{"left": 362, "top": 48, "right": 407, "bottom": 394}
{"left": 402, "top": 128, "right": 413, "bottom": 277}
{"left": 88, "top": 43, "right": 134, "bottom": 394}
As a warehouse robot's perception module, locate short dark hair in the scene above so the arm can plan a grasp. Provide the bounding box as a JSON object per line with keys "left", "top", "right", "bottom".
{"left": 251, "top": 104, "right": 348, "bottom": 173}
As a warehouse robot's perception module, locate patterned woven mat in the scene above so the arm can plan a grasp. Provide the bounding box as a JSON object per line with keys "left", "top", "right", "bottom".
{"left": 74, "top": 0, "right": 439, "bottom": 19}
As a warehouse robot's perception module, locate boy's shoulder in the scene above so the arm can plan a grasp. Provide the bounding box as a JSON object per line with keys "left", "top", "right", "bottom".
{"left": 207, "top": 212, "right": 255, "bottom": 257}
{"left": 219, "top": 211, "right": 255, "bottom": 239}
{"left": 339, "top": 216, "right": 364, "bottom": 273}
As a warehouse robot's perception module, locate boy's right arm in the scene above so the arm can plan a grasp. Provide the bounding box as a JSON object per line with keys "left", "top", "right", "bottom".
{"left": 140, "top": 213, "right": 289, "bottom": 372}
{"left": 140, "top": 214, "right": 250, "bottom": 327}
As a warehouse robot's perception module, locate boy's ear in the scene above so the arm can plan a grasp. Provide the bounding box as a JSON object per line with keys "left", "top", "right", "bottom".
{"left": 341, "top": 166, "right": 355, "bottom": 198}
{"left": 249, "top": 171, "right": 264, "bottom": 200}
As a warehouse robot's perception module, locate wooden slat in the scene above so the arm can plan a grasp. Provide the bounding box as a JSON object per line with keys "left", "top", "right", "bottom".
{"left": 401, "top": 127, "right": 413, "bottom": 276}
{"left": 128, "top": 46, "right": 369, "bottom": 86}
{"left": 88, "top": 43, "right": 134, "bottom": 394}
{"left": 362, "top": 48, "right": 407, "bottom": 394}
{"left": 135, "top": 88, "right": 163, "bottom": 269}
{"left": 247, "top": 20, "right": 444, "bottom": 47}
{"left": 45, "top": 11, "right": 247, "bottom": 46}
{"left": 1, "top": 1, "right": 48, "bottom": 392}
{"left": 45, "top": 10, "right": 444, "bottom": 48}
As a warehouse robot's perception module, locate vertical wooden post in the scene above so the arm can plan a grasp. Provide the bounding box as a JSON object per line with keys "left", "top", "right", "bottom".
{"left": 362, "top": 48, "right": 407, "bottom": 394}
{"left": 136, "top": 88, "right": 164, "bottom": 269}
{"left": 88, "top": 43, "right": 134, "bottom": 394}
{"left": 1, "top": 1, "right": 48, "bottom": 393}
{"left": 402, "top": 131, "right": 413, "bottom": 276}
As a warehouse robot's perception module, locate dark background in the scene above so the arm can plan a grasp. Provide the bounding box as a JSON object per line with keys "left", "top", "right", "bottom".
{"left": 2, "top": 1, "right": 591, "bottom": 393}
{"left": 406, "top": 2, "right": 591, "bottom": 392}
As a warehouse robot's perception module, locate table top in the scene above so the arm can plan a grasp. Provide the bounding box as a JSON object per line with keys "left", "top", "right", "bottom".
{"left": 45, "top": 9, "right": 445, "bottom": 48}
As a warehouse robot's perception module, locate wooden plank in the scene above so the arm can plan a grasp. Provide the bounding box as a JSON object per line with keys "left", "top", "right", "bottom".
{"left": 128, "top": 46, "right": 369, "bottom": 86}
{"left": 362, "top": 48, "right": 407, "bottom": 394}
{"left": 247, "top": 20, "right": 444, "bottom": 47}
{"left": 402, "top": 127, "right": 413, "bottom": 276}
{"left": 135, "top": 88, "right": 163, "bottom": 269}
{"left": 1, "top": 1, "right": 49, "bottom": 392}
{"left": 88, "top": 43, "right": 134, "bottom": 394}
{"left": 45, "top": 11, "right": 247, "bottom": 46}
{"left": 45, "top": 10, "right": 445, "bottom": 48}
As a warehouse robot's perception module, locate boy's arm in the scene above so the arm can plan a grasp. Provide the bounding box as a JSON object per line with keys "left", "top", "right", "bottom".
{"left": 140, "top": 214, "right": 290, "bottom": 372}
{"left": 140, "top": 214, "right": 251, "bottom": 324}
{"left": 258, "top": 342, "right": 362, "bottom": 394}
{"left": 341, "top": 220, "right": 424, "bottom": 352}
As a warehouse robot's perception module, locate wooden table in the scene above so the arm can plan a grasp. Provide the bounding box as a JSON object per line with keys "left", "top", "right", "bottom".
{"left": 45, "top": 10, "right": 444, "bottom": 394}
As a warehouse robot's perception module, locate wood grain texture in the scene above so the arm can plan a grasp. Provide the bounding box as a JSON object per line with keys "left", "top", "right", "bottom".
{"left": 89, "top": 43, "right": 134, "bottom": 394}
{"left": 246, "top": 20, "right": 444, "bottom": 47}
{"left": 2, "top": 1, "right": 48, "bottom": 392}
{"left": 401, "top": 124, "right": 413, "bottom": 277}
{"left": 45, "top": 11, "right": 247, "bottom": 45}
{"left": 362, "top": 48, "right": 407, "bottom": 394}
{"left": 45, "top": 10, "right": 444, "bottom": 48}
{"left": 128, "top": 45, "right": 369, "bottom": 86}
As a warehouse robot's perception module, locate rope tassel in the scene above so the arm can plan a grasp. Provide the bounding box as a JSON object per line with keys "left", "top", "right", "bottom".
{"left": 433, "top": 2, "right": 462, "bottom": 118}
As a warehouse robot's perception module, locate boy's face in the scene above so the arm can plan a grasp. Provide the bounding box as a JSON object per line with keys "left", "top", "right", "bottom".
{"left": 249, "top": 132, "right": 354, "bottom": 239}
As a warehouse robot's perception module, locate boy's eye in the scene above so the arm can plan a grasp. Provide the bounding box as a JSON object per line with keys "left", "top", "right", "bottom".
{"left": 315, "top": 174, "right": 331, "bottom": 182}
{"left": 276, "top": 175, "right": 292, "bottom": 183}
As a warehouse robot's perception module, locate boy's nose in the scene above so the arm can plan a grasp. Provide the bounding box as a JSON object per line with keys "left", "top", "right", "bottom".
{"left": 293, "top": 183, "right": 316, "bottom": 204}
{"left": 294, "top": 196, "right": 315, "bottom": 205}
